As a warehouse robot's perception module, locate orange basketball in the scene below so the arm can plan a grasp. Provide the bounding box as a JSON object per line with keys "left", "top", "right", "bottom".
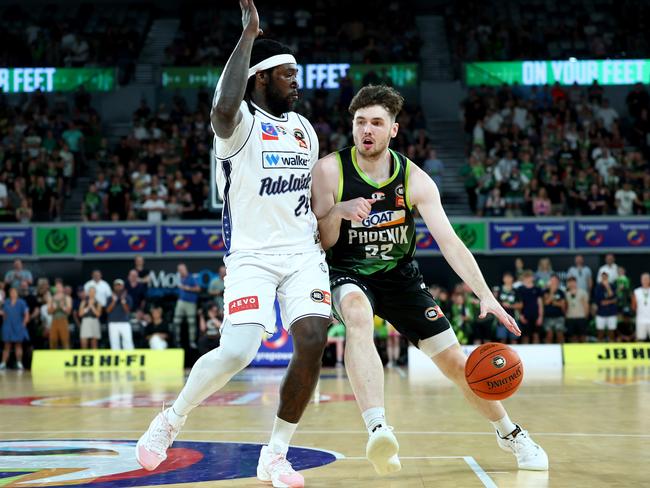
{"left": 465, "top": 343, "right": 523, "bottom": 400}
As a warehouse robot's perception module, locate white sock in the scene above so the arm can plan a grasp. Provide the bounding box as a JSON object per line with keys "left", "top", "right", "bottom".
{"left": 268, "top": 417, "right": 298, "bottom": 455}
{"left": 362, "top": 407, "right": 386, "bottom": 434}
{"left": 491, "top": 414, "right": 517, "bottom": 437}
{"left": 166, "top": 397, "right": 191, "bottom": 428}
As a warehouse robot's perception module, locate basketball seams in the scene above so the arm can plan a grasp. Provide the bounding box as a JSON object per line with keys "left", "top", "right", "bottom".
{"left": 464, "top": 346, "right": 509, "bottom": 378}
{"left": 467, "top": 362, "right": 522, "bottom": 385}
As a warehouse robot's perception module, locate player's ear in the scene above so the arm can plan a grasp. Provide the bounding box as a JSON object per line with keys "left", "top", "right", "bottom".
{"left": 391, "top": 122, "right": 399, "bottom": 139}
{"left": 256, "top": 70, "right": 269, "bottom": 86}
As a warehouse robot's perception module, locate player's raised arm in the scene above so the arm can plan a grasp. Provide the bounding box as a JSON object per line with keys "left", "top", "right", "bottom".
{"left": 408, "top": 163, "right": 521, "bottom": 336}
{"left": 210, "top": 0, "right": 262, "bottom": 139}
{"left": 312, "top": 153, "right": 375, "bottom": 250}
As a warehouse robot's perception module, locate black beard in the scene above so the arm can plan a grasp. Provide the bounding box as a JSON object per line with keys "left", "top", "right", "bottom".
{"left": 266, "top": 80, "right": 292, "bottom": 115}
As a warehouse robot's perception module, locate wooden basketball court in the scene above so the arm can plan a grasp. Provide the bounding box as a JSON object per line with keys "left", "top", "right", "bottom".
{"left": 1, "top": 363, "right": 648, "bottom": 487}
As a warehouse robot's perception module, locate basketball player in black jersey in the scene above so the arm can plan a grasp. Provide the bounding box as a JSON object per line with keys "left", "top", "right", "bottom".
{"left": 311, "top": 85, "right": 548, "bottom": 475}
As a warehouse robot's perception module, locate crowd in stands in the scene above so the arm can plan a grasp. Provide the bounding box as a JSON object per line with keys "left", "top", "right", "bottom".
{"left": 82, "top": 80, "right": 431, "bottom": 222}
{"left": 1, "top": 254, "right": 648, "bottom": 370}
{"left": 460, "top": 82, "right": 650, "bottom": 216}
{"left": 0, "top": 257, "right": 227, "bottom": 370}
{"left": 0, "top": 4, "right": 151, "bottom": 83}
{"left": 430, "top": 254, "right": 650, "bottom": 345}
{"left": 446, "top": 0, "right": 649, "bottom": 76}
{"left": 166, "top": 1, "right": 420, "bottom": 66}
{"left": 0, "top": 87, "right": 103, "bottom": 223}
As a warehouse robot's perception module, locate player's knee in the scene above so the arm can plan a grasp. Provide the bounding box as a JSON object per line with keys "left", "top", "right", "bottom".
{"left": 216, "top": 342, "right": 257, "bottom": 373}
{"left": 436, "top": 348, "right": 467, "bottom": 383}
{"left": 340, "top": 300, "right": 373, "bottom": 334}
{"left": 293, "top": 323, "right": 328, "bottom": 359}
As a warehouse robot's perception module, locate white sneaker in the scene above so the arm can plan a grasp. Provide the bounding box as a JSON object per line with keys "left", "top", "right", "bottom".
{"left": 496, "top": 425, "right": 549, "bottom": 470}
{"left": 257, "top": 445, "right": 304, "bottom": 488}
{"left": 0, "top": 363, "right": 6, "bottom": 371}
{"left": 16, "top": 361, "right": 24, "bottom": 370}
{"left": 366, "top": 425, "right": 401, "bottom": 475}
{"left": 136, "top": 408, "right": 185, "bottom": 471}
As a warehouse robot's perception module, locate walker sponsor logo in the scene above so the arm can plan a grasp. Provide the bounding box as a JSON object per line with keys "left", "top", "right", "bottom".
{"left": 161, "top": 225, "right": 225, "bottom": 253}
{"left": 262, "top": 151, "right": 310, "bottom": 170}
{"left": 351, "top": 210, "right": 405, "bottom": 229}
{"left": 81, "top": 226, "right": 156, "bottom": 254}
{"left": 259, "top": 173, "right": 311, "bottom": 196}
{"left": 0, "top": 227, "right": 32, "bottom": 255}
{"left": 490, "top": 221, "right": 569, "bottom": 250}
{"left": 0, "top": 440, "right": 339, "bottom": 486}
{"left": 229, "top": 296, "right": 259, "bottom": 314}
{"left": 574, "top": 220, "right": 650, "bottom": 249}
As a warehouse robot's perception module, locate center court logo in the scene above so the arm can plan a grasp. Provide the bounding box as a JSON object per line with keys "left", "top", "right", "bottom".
{"left": 0, "top": 440, "right": 340, "bottom": 487}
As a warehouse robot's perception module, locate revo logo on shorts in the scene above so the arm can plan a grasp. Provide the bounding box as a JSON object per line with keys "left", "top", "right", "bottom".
{"left": 229, "top": 296, "right": 260, "bottom": 314}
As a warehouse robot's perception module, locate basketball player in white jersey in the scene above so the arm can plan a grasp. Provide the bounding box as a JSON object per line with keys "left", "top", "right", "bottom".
{"left": 136, "top": 2, "right": 330, "bottom": 487}
{"left": 632, "top": 273, "right": 650, "bottom": 341}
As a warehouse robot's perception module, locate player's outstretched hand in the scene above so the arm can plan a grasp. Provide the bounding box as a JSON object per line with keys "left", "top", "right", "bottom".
{"left": 336, "top": 197, "right": 376, "bottom": 222}
{"left": 479, "top": 296, "right": 522, "bottom": 336}
{"left": 240, "top": 0, "right": 263, "bottom": 38}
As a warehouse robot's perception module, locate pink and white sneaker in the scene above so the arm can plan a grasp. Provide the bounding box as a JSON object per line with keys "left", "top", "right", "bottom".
{"left": 135, "top": 408, "right": 184, "bottom": 471}
{"left": 257, "top": 445, "right": 305, "bottom": 488}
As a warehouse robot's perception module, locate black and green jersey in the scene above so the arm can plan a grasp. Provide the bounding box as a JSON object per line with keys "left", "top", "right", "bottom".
{"left": 328, "top": 146, "right": 416, "bottom": 275}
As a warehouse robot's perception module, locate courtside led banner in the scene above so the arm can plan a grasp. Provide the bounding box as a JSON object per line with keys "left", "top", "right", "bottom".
{"left": 489, "top": 221, "right": 570, "bottom": 250}
{"left": 0, "top": 227, "right": 32, "bottom": 256}
{"left": 162, "top": 63, "right": 418, "bottom": 90}
{"left": 563, "top": 343, "right": 650, "bottom": 364}
{"left": 574, "top": 220, "right": 650, "bottom": 249}
{"left": 466, "top": 59, "right": 649, "bottom": 86}
{"left": 161, "top": 225, "right": 226, "bottom": 253}
{"left": 0, "top": 67, "right": 115, "bottom": 93}
{"left": 81, "top": 225, "right": 157, "bottom": 255}
{"left": 416, "top": 222, "right": 487, "bottom": 252}
{"left": 31, "top": 349, "right": 185, "bottom": 373}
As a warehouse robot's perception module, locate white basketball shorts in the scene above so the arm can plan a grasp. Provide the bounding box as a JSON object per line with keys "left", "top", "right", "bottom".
{"left": 223, "top": 250, "right": 331, "bottom": 334}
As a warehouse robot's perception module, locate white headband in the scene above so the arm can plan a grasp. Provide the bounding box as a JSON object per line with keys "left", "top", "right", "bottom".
{"left": 214, "top": 53, "right": 297, "bottom": 105}
{"left": 248, "top": 54, "right": 297, "bottom": 78}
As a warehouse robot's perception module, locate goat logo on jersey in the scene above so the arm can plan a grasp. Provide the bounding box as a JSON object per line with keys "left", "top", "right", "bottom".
{"left": 261, "top": 122, "right": 279, "bottom": 141}
{"left": 351, "top": 210, "right": 405, "bottom": 229}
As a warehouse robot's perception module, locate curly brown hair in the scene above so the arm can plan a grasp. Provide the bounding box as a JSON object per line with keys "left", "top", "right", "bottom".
{"left": 348, "top": 85, "right": 405, "bottom": 120}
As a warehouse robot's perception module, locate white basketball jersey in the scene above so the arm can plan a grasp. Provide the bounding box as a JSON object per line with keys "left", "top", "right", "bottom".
{"left": 634, "top": 287, "right": 650, "bottom": 321}
{"left": 213, "top": 100, "right": 320, "bottom": 254}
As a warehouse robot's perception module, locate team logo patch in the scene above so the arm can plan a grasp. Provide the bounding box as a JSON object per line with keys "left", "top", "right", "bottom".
{"left": 0, "top": 440, "right": 341, "bottom": 486}
{"left": 229, "top": 296, "right": 259, "bottom": 314}
{"left": 261, "top": 122, "right": 279, "bottom": 141}
{"left": 310, "top": 289, "right": 331, "bottom": 305}
{"left": 371, "top": 192, "right": 385, "bottom": 201}
{"left": 424, "top": 305, "right": 444, "bottom": 321}
{"left": 293, "top": 128, "right": 308, "bottom": 149}
{"left": 395, "top": 184, "right": 405, "bottom": 197}
{"left": 395, "top": 184, "right": 405, "bottom": 207}
{"left": 492, "top": 355, "right": 506, "bottom": 369}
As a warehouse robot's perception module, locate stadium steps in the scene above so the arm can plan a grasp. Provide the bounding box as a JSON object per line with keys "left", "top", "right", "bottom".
{"left": 415, "top": 16, "right": 453, "bottom": 81}
{"left": 138, "top": 18, "right": 180, "bottom": 65}
{"left": 62, "top": 176, "right": 91, "bottom": 221}
{"left": 426, "top": 120, "right": 471, "bottom": 216}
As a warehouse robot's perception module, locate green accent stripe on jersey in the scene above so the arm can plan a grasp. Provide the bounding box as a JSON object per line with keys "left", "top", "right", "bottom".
{"left": 351, "top": 147, "right": 400, "bottom": 188}
{"left": 405, "top": 158, "right": 413, "bottom": 210}
{"left": 335, "top": 152, "right": 344, "bottom": 203}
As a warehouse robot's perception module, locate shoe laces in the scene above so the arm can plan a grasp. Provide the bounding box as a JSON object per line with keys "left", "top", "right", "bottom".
{"left": 371, "top": 424, "right": 394, "bottom": 434}
{"left": 507, "top": 429, "right": 537, "bottom": 455}
{"left": 147, "top": 415, "right": 175, "bottom": 455}
{"left": 267, "top": 453, "right": 296, "bottom": 476}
